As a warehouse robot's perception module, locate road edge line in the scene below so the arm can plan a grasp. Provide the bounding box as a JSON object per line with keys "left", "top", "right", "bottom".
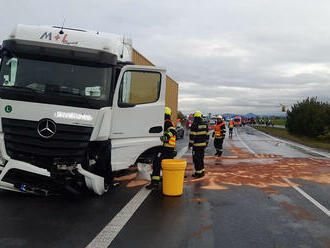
{"left": 86, "top": 146, "right": 188, "bottom": 248}
{"left": 233, "top": 127, "right": 330, "bottom": 218}
{"left": 235, "top": 127, "right": 330, "bottom": 217}
{"left": 283, "top": 178, "right": 330, "bottom": 217}
{"left": 249, "top": 126, "right": 330, "bottom": 158}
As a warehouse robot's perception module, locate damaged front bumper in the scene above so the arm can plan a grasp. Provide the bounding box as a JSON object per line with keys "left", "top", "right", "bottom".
{"left": 0, "top": 159, "right": 106, "bottom": 195}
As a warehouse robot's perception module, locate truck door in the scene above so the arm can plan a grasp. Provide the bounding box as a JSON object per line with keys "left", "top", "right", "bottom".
{"left": 110, "top": 65, "right": 166, "bottom": 170}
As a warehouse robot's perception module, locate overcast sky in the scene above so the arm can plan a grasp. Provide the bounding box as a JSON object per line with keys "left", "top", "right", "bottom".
{"left": 1, "top": 0, "right": 330, "bottom": 115}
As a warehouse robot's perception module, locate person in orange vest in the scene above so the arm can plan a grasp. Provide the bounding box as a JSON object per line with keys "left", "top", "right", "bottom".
{"left": 146, "top": 107, "right": 177, "bottom": 190}
{"left": 213, "top": 115, "right": 226, "bottom": 156}
{"left": 228, "top": 118, "right": 234, "bottom": 138}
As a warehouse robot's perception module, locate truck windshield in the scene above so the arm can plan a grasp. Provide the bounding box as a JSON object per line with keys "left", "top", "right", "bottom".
{"left": 0, "top": 55, "right": 112, "bottom": 109}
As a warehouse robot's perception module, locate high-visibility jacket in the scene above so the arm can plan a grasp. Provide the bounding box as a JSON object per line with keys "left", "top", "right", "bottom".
{"left": 229, "top": 121, "right": 234, "bottom": 128}
{"left": 214, "top": 122, "right": 226, "bottom": 138}
{"left": 163, "top": 119, "right": 176, "bottom": 149}
{"left": 189, "top": 118, "right": 209, "bottom": 148}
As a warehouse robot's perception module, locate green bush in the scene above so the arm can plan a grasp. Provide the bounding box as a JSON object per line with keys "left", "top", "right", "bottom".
{"left": 318, "top": 126, "right": 330, "bottom": 141}
{"left": 286, "top": 97, "right": 330, "bottom": 138}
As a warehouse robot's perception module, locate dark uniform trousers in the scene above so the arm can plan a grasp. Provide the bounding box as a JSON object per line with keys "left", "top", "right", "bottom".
{"left": 229, "top": 128, "right": 233, "bottom": 137}
{"left": 214, "top": 137, "right": 225, "bottom": 154}
{"left": 193, "top": 147, "right": 205, "bottom": 173}
{"left": 151, "top": 148, "right": 176, "bottom": 179}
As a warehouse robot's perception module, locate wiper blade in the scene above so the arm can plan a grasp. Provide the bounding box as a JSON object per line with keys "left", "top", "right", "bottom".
{"left": 48, "top": 90, "right": 83, "bottom": 97}
{"left": 0, "top": 85, "right": 43, "bottom": 94}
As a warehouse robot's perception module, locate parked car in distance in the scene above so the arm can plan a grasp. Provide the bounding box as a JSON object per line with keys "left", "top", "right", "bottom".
{"left": 176, "top": 123, "right": 185, "bottom": 139}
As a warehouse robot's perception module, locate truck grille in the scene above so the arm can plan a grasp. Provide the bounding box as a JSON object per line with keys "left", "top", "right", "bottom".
{"left": 2, "top": 118, "right": 93, "bottom": 168}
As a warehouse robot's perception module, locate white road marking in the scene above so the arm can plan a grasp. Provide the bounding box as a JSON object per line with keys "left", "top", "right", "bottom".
{"left": 283, "top": 178, "right": 330, "bottom": 217}
{"left": 86, "top": 146, "right": 187, "bottom": 248}
{"left": 249, "top": 126, "right": 330, "bottom": 158}
{"left": 236, "top": 127, "right": 330, "bottom": 217}
{"left": 86, "top": 188, "right": 151, "bottom": 248}
{"left": 234, "top": 128, "right": 257, "bottom": 155}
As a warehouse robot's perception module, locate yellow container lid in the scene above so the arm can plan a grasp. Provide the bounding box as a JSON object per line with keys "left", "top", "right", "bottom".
{"left": 161, "top": 159, "right": 186, "bottom": 170}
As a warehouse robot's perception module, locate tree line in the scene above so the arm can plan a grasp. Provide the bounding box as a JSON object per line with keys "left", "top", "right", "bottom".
{"left": 286, "top": 97, "right": 330, "bottom": 140}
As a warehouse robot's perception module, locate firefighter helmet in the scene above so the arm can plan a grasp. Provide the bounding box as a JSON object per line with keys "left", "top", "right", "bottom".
{"left": 217, "top": 115, "right": 223, "bottom": 119}
{"left": 194, "top": 111, "right": 202, "bottom": 118}
{"left": 165, "top": 107, "right": 172, "bottom": 115}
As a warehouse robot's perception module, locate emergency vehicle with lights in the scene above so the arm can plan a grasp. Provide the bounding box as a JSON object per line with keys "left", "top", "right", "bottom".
{"left": 234, "top": 116, "right": 242, "bottom": 127}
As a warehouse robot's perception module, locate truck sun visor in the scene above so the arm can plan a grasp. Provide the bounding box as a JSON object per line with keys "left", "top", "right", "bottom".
{"left": 2, "top": 40, "right": 118, "bottom": 66}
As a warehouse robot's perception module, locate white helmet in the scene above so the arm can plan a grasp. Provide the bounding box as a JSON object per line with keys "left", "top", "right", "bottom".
{"left": 217, "top": 115, "right": 223, "bottom": 119}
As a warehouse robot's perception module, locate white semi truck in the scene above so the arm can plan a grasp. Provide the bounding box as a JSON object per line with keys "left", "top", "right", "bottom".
{"left": 0, "top": 24, "right": 167, "bottom": 195}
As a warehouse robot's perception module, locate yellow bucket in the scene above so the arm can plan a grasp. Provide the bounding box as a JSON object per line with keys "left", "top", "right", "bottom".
{"left": 161, "top": 159, "right": 186, "bottom": 196}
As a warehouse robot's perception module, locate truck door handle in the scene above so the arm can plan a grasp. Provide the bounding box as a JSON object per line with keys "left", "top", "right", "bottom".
{"left": 149, "top": 126, "right": 163, "bottom": 133}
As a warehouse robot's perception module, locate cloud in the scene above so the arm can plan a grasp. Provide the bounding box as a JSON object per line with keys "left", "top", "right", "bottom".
{"left": 1, "top": 0, "right": 330, "bottom": 114}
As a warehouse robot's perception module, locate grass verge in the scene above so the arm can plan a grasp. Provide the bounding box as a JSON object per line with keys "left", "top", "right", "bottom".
{"left": 273, "top": 119, "right": 286, "bottom": 126}
{"left": 255, "top": 127, "right": 330, "bottom": 152}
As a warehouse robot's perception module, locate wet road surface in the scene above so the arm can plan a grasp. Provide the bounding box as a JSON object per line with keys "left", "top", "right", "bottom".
{"left": 0, "top": 126, "right": 330, "bottom": 248}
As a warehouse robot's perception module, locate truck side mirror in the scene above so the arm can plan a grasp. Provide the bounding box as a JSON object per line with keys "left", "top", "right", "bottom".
{"left": 0, "top": 46, "right": 2, "bottom": 56}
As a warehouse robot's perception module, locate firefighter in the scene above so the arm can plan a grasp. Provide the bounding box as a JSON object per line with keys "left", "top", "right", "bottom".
{"left": 189, "top": 111, "right": 209, "bottom": 178}
{"left": 146, "top": 107, "right": 177, "bottom": 190}
{"left": 228, "top": 118, "right": 234, "bottom": 138}
{"left": 212, "top": 115, "right": 226, "bottom": 156}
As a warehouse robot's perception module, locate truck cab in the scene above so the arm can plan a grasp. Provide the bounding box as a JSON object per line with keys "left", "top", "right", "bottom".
{"left": 0, "top": 25, "right": 166, "bottom": 195}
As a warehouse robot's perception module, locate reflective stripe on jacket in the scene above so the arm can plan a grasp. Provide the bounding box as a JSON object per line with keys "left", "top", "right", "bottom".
{"left": 189, "top": 119, "right": 209, "bottom": 147}
{"left": 163, "top": 120, "right": 176, "bottom": 148}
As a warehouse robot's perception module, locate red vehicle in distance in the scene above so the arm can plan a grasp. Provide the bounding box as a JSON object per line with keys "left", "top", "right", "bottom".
{"left": 234, "top": 116, "right": 242, "bottom": 127}
{"left": 186, "top": 114, "right": 194, "bottom": 129}
{"left": 208, "top": 118, "right": 216, "bottom": 130}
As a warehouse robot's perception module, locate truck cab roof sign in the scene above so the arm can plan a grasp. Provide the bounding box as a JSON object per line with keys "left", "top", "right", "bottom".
{"left": 40, "top": 32, "right": 79, "bottom": 45}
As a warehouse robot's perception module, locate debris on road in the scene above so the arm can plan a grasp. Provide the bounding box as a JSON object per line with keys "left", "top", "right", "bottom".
{"left": 184, "top": 146, "right": 330, "bottom": 192}
{"left": 113, "top": 164, "right": 151, "bottom": 188}
{"left": 281, "top": 202, "right": 317, "bottom": 221}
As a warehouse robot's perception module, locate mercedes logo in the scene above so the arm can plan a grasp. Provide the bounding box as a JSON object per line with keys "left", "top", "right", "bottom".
{"left": 37, "top": 119, "right": 56, "bottom": 139}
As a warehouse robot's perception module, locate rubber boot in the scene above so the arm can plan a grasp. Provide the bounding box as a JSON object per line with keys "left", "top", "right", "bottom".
{"left": 192, "top": 171, "right": 205, "bottom": 178}
{"left": 146, "top": 180, "right": 159, "bottom": 190}
{"left": 217, "top": 151, "right": 223, "bottom": 157}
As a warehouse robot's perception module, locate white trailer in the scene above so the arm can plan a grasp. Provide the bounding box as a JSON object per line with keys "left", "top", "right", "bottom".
{"left": 0, "top": 24, "right": 166, "bottom": 195}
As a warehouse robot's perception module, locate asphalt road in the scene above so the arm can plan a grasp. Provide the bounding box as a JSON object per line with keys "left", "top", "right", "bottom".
{"left": 0, "top": 126, "right": 330, "bottom": 248}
